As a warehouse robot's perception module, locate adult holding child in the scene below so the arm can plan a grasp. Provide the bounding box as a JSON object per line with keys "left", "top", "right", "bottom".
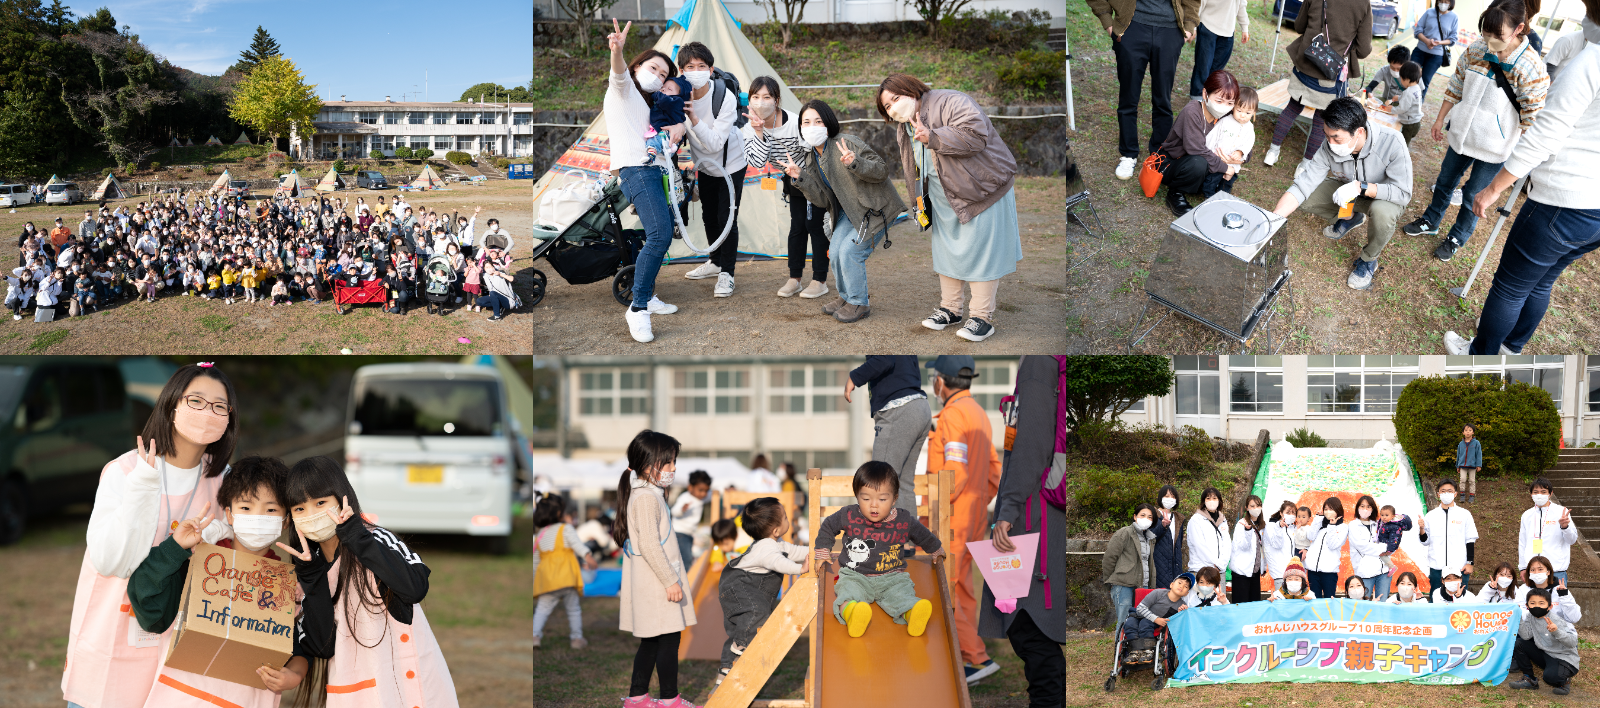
{"left": 1260, "top": 0, "right": 1372, "bottom": 167}
{"left": 741, "top": 76, "right": 830, "bottom": 300}
{"left": 605, "top": 19, "right": 686, "bottom": 344}
{"left": 1154, "top": 69, "right": 1248, "bottom": 216}
{"left": 675, "top": 42, "right": 749, "bottom": 300}
{"left": 1346, "top": 494, "right": 1392, "bottom": 600}
{"left": 879, "top": 73, "right": 1022, "bottom": 342}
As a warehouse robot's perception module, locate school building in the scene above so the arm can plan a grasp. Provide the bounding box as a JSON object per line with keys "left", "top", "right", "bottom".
{"left": 1118, "top": 355, "right": 1600, "bottom": 447}
{"left": 306, "top": 97, "right": 536, "bottom": 160}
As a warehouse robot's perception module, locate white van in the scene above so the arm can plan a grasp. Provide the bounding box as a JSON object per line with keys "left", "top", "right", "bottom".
{"left": 0, "top": 184, "right": 30, "bottom": 207}
{"left": 44, "top": 182, "right": 82, "bottom": 205}
{"left": 344, "top": 363, "right": 517, "bottom": 553}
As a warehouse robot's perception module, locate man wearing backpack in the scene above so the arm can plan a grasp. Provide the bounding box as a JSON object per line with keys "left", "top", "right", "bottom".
{"left": 676, "top": 41, "right": 750, "bottom": 299}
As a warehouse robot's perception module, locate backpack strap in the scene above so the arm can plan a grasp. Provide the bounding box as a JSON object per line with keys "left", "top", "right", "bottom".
{"left": 1486, "top": 60, "right": 1524, "bottom": 117}
{"left": 711, "top": 79, "right": 729, "bottom": 166}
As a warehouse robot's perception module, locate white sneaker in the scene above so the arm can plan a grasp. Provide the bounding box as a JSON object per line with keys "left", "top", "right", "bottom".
{"left": 777, "top": 278, "right": 802, "bottom": 297}
{"left": 1264, "top": 144, "right": 1281, "bottom": 166}
{"left": 714, "top": 272, "right": 735, "bottom": 298}
{"left": 1451, "top": 189, "right": 1463, "bottom": 206}
{"left": 646, "top": 296, "right": 677, "bottom": 314}
{"left": 625, "top": 307, "right": 654, "bottom": 343}
{"left": 1114, "top": 156, "right": 1137, "bottom": 180}
{"left": 684, "top": 262, "right": 721, "bottom": 280}
{"left": 11, "top": 314, "right": 18, "bottom": 320}
{"left": 1444, "top": 330, "right": 1472, "bottom": 355}
{"left": 799, "top": 280, "right": 829, "bottom": 299}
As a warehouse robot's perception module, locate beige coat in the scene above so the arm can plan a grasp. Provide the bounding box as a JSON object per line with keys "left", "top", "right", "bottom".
{"left": 619, "top": 478, "right": 695, "bottom": 637}
{"left": 893, "top": 90, "right": 1018, "bottom": 224}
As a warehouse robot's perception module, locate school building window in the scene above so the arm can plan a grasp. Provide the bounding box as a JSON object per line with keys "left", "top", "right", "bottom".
{"left": 382, "top": 112, "right": 399, "bottom": 125}
{"left": 1445, "top": 355, "right": 1565, "bottom": 407}
{"left": 770, "top": 450, "right": 849, "bottom": 471}
{"left": 1307, "top": 355, "right": 1419, "bottom": 413}
{"left": 407, "top": 113, "right": 425, "bottom": 125}
{"left": 456, "top": 113, "right": 476, "bottom": 124}
{"left": 577, "top": 368, "right": 651, "bottom": 416}
{"left": 513, "top": 112, "right": 531, "bottom": 125}
{"left": 434, "top": 137, "right": 453, "bottom": 150}
{"left": 767, "top": 366, "right": 848, "bottom": 415}
{"left": 1173, "top": 355, "right": 1221, "bottom": 415}
{"left": 1228, "top": 356, "right": 1283, "bottom": 413}
{"left": 358, "top": 112, "right": 378, "bottom": 124}
{"left": 433, "top": 112, "right": 450, "bottom": 124}
{"left": 1588, "top": 356, "right": 1600, "bottom": 412}
{"left": 673, "top": 368, "right": 749, "bottom": 415}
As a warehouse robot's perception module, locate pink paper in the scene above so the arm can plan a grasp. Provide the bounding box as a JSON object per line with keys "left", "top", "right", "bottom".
{"left": 967, "top": 533, "right": 1039, "bottom": 613}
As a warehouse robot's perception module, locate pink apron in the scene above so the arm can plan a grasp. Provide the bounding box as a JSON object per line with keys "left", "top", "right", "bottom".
{"left": 63, "top": 450, "right": 227, "bottom": 708}
{"left": 323, "top": 558, "right": 459, "bottom": 708}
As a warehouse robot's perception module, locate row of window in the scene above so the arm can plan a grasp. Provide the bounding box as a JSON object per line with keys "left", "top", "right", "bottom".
{"left": 325, "top": 136, "right": 508, "bottom": 151}
{"left": 337, "top": 112, "right": 531, "bottom": 126}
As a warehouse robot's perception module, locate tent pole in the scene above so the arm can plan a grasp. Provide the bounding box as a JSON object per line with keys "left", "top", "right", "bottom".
{"left": 1270, "top": 1, "right": 1283, "bottom": 73}
{"left": 1064, "top": 31, "right": 1076, "bottom": 132}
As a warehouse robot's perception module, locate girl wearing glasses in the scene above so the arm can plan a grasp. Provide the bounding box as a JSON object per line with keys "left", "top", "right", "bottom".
{"left": 62, "top": 363, "right": 241, "bottom": 708}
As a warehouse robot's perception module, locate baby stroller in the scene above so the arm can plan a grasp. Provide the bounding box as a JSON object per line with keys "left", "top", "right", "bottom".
{"left": 531, "top": 174, "right": 643, "bottom": 308}
{"left": 1105, "top": 589, "right": 1178, "bottom": 692}
{"left": 422, "top": 254, "right": 456, "bottom": 315}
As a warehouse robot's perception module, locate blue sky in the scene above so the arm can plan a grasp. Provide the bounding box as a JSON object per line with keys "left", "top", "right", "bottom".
{"left": 68, "top": 1, "right": 532, "bottom": 102}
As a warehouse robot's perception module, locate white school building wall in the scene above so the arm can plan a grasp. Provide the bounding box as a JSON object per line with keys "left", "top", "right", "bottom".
{"left": 1117, "top": 355, "right": 1600, "bottom": 448}
{"left": 549, "top": 0, "right": 1064, "bottom": 23}
{"left": 308, "top": 99, "right": 535, "bottom": 160}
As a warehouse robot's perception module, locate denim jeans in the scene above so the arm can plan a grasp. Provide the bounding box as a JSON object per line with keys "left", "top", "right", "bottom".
{"left": 1422, "top": 147, "right": 1504, "bottom": 246}
{"left": 1189, "top": 23, "right": 1236, "bottom": 100}
{"left": 1361, "top": 573, "right": 1391, "bottom": 601}
{"left": 1555, "top": 570, "right": 1568, "bottom": 584}
{"left": 618, "top": 165, "right": 677, "bottom": 309}
{"left": 828, "top": 211, "right": 885, "bottom": 307}
{"left": 1470, "top": 199, "right": 1600, "bottom": 353}
{"left": 1110, "top": 584, "right": 1137, "bottom": 630}
{"left": 477, "top": 292, "right": 510, "bottom": 317}
{"left": 1411, "top": 47, "right": 1446, "bottom": 99}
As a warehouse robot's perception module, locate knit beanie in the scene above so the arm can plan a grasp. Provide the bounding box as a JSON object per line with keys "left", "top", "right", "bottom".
{"left": 1284, "top": 556, "right": 1308, "bottom": 583}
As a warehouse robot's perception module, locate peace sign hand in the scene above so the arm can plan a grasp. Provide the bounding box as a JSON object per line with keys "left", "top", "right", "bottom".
{"left": 1560, "top": 507, "right": 1571, "bottom": 526}
{"left": 746, "top": 108, "right": 766, "bottom": 134}
{"left": 334, "top": 495, "right": 355, "bottom": 525}
{"left": 910, "top": 113, "right": 930, "bottom": 145}
{"left": 275, "top": 525, "right": 314, "bottom": 562}
{"left": 135, "top": 435, "right": 160, "bottom": 469}
{"left": 607, "top": 19, "right": 632, "bottom": 52}
{"left": 838, "top": 141, "right": 856, "bottom": 167}
{"left": 777, "top": 154, "right": 802, "bottom": 179}
{"left": 173, "top": 502, "right": 215, "bottom": 550}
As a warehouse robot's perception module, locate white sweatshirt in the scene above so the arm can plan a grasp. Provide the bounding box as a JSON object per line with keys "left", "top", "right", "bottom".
{"left": 1229, "top": 518, "right": 1263, "bottom": 578}
{"left": 1419, "top": 504, "right": 1478, "bottom": 576}
{"left": 729, "top": 537, "right": 809, "bottom": 575}
{"left": 1518, "top": 502, "right": 1580, "bottom": 572}
{"left": 1261, "top": 518, "right": 1297, "bottom": 580}
{"left": 1500, "top": 41, "right": 1600, "bottom": 208}
{"left": 1185, "top": 511, "right": 1231, "bottom": 572}
{"left": 1305, "top": 517, "right": 1351, "bottom": 574}
{"left": 1515, "top": 583, "right": 1584, "bottom": 625}
{"left": 86, "top": 456, "right": 231, "bottom": 579}
{"left": 684, "top": 81, "right": 749, "bottom": 178}
{"left": 670, "top": 490, "right": 705, "bottom": 537}
{"left": 1345, "top": 519, "right": 1390, "bottom": 579}
{"left": 1431, "top": 585, "right": 1481, "bottom": 604}
{"left": 604, "top": 70, "right": 654, "bottom": 171}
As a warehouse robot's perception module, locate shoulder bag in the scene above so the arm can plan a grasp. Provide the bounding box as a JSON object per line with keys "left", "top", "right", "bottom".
{"left": 1303, "top": 0, "right": 1352, "bottom": 81}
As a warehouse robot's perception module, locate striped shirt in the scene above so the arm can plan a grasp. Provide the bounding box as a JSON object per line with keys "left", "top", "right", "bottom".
{"left": 741, "top": 108, "right": 810, "bottom": 170}
{"left": 1444, "top": 37, "right": 1549, "bottom": 130}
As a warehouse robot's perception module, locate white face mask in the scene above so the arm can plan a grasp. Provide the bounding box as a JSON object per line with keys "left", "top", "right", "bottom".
{"left": 1439, "top": 492, "right": 1456, "bottom": 505}
{"left": 230, "top": 514, "right": 284, "bottom": 551}
{"left": 1205, "top": 99, "right": 1232, "bottom": 119}
{"left": 653, "top": 468, "right": 675, "bottom": 488}
{"left": 749, "top": 98, "right": 776, "bottom": 118}
{"left": 1286, "top": 580, "right": 1303, "bottom": 593}
{"left": 1359, "top": 508, "right": 1372, "bottom": 519}
{"left": 1327, "top": 137, "right": 1355, "bottom": 158}
{"left": 635, "top": 69, "right": 664, "bottom": 93}
{"left": 1445, "top": 580, "right": 1461, "bottom": 593}
{"left": 1532, "top": 494, "right": 1549, "bottom": 506}
{"left": 1205, "top": 499, "right": 1219, "bottom": 512}
{"left": 1399, "top": 586, "right": 1415, "bottom": 598}
{"left": 682, "top": 70, "right": 711, "bottom": 89}
{"left": 887, "top": 97, "right": 918, "bottom": 123}
{"left": 1497, "top": 576, "right": 1513, "bottom": 588}
{"left": 800, "top": 126, "right": 829, "bottom": 148}
{"left": 1530, "top": 572, "right": 1549, "bottom": 585}
{"left": 1197, "top": 585, "right": 1215, "bottom": 598}
{"left": 1134, "top": 517, "right": 1153, "bottom": 531}
{"left": 1248, "top": 507, "right": 1261, "bottom": 518}
{"left": 1348, "top": 586, "right": 1363, "bottom": 599}
{"left": 1162, "top": 497, "right": 1177, "bottom": 509}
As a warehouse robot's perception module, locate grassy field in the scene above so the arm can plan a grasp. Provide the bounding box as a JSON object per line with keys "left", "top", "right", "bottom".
{"left": 1063, "top": 1, "right": 1600, "bottom": 353}
{"left": 0, "top": 508, "right": 532, "bottom": 708}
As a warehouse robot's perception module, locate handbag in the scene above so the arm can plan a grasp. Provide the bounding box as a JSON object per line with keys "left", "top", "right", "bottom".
{"left": 1138, "top": 153, "right": 1168, "bottom": 199}
{"left": 536, "top": 170, "right": 605, "bottom": 232}
{"left": 1303, "top": 0, "right": 1352, "bottom": 82}
{"left": 1431, "top": 10, "right": 1452, "bottom": 67}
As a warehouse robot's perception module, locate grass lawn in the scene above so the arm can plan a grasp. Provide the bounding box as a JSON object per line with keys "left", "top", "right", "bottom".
{"left": 1064, "top": 1, "right": 1600, "bottom": 353}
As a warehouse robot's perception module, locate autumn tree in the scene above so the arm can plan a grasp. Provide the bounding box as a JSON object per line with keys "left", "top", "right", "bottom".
{"left": 228, "top": 55, "right": 320, "bottom": 150}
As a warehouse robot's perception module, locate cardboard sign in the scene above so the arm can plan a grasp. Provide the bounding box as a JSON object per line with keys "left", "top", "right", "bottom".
{"left": 966, "top": 533, "right": 1040, "bottom": 613}
{"left": 164, "top": 543, "right": 297, "bottom": 688}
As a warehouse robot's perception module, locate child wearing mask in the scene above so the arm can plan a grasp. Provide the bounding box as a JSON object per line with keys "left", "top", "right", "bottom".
{"left": 1184, "top": 566, "right": 1231, "bottom": 608}
{"left": 1517, "top": 556, "right": 1583, "bottom": 624}
{"left": 1508, "top": 588, "right": 1580, "bottom": 694}
{"left": 613, "top": 431, "right": 697, "bottom": 708}
{"left": 1388, "top": 571, "right": 1424, "bottom": 603}
{"left": 1431, "top": 570, "right": 1478, "bottom": 603}
{"left": 1477, "top": 562, "right": 1521, "bottom": 603}
{"left": 1269, "top": 556, "right": 1315, "bottom": 600}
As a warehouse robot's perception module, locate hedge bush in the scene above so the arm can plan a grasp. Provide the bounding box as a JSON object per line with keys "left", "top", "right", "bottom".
{"left": 445, "top": 151, "right": 472, "bottom": 165}
{"left": 1285, "top": 427, "right": 1328, "bottom": 448}
{"left": 1394, "top": 376, "right": 1561, "bottom": 478}
{"left": 394, "top": 146, "right": 414, "bottom": 160}
{"left": 996, "top": 49, "right": 1067, "bottom": 101}
{"left": 370, "top": 149, "right": 384, "bottom": 160}
{"left": 1070, "top": 422, "right": 1215, "bottom": 479}
{"left": 415, "top": 148, "right": 434, "bottom": 161}
{"left": 1076, "top": 465, "right": 1163, "bottom": 524}
{"left": 332, "top": 158, "right": 346, "bottom": 173}
{"left": 937, "top": 9, "right": 1051, "bottom": 52}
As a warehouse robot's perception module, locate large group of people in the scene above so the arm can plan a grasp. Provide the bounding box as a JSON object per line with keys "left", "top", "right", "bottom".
{"left": 601, "top": 19, "right": 1024, "bottom": 344}
{"left": 7, "top": 190, "right": 519, "bottom": 322}
{"left": 1096, "top": 0, "right": 1600, "bottom": 353}
{"left": 1103, "top": 474, "right": 1583, "bottom": 693}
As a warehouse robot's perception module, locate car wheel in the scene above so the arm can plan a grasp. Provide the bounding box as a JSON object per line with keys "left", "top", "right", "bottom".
{"left": 0, "top": 478, "right": 27, "bottom": 546}
{"left": 485, "top": 535, "right": 510, "bottom": 556}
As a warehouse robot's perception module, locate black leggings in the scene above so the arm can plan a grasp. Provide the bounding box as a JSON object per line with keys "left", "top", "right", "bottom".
{"left": 630, "top": 631, "right": 681, "bottom": 699}
{"left": 784, "top": 175, "right": 828, "bottom": 281}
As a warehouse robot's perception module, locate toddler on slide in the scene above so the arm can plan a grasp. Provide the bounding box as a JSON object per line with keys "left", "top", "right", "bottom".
{"left": 813, "top": 461, "right": 945, "bottom": 638}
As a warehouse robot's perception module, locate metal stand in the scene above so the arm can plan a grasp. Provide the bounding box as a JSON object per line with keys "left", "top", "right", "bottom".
{"left": 1066, "top": 189, "right": 1106, "bottom": 271}
{"left": 1128, "top": 272, "right": 1295, "bottom": 353}
{"left": 1450, "top": 175, "right": 1528, "bottom": 300}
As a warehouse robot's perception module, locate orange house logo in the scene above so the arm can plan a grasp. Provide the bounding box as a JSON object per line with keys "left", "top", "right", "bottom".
{"left": 990, "top": 554, "right": 1023, "bottom": 572}
{"left": 1449, "top": 611, "right": 1473, "bottom": 633}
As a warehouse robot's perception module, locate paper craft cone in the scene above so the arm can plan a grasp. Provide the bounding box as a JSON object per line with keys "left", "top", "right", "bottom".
{"left": 966, "top": 532, "right": 1039, "bottom": 613}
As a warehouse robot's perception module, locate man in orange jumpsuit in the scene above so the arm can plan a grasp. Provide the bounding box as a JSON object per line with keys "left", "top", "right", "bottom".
{"left": 924, "top": 355, "right": 1004, "bottom": 685}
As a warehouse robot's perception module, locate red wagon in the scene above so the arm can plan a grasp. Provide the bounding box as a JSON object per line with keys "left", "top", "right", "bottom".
{"left": 334, "top": 279, "right": 387, "bottom": 314}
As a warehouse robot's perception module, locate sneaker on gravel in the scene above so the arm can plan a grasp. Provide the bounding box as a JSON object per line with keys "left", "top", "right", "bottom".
{"left": 1114, "top": 156, "right": 1137, "bottom": 180}
{"left": 822, "top": 297, "right": 845, "bottom": 316}
{"left": 1402, "top": 217, "right": 1438, "bottom": 236}
{"left": 1347, "top": 258, "right": 1377, "bottom": 290}
{"left": 1444, "top": 330, "right": 1472, "bottom": 355}
{"left": 646, "top": 296, "right": 678, "bottom": 315}
{"left": 799, "top": 280, "right": 829, "bottom": 298}
{"left": 922, "top": 307, "right": 963, "bottom": 331}
{"left": 714, "top": 272, "right": 735, "bottom": 297}
{"left": 958, "top": 317, "right": 995, "bottom": 341}
{"left": 1323, "top": 212, "right": 1366, "bottom": 239}
{"left": 625, "top": 307, "right": 654, "bottom": 343}
{"left": 1263, "top": 144, "right": 1281, "bottom": 166}
{"left": 1507, "top": 677, "right": 1539, "bottom": 690}
{"left": 777, "top": 278, "right": 802, "bottom": 297}
{"left": 684, "top": 262, "right": 721, "bottom": 280}
{"left": 833, "top": 302, "right": 870, "bottom": 323}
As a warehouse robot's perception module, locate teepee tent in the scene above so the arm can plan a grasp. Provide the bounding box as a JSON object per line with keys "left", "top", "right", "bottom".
{"left": 531, "top": 0, "right": 801, "bottom": 260}
{"left": 92, "top": 173, "right": 125, "bottom": 199}
{"left": 169, "top": 136, "right": 182, "bottom": 147}
{"left": 276, "top": 169, "right": 311, "bottom": 197}
{"left": 184, "top": 138, "right": 195, "bottom": 147}
{"left": 234, "top": 132, "right": 252, "bottom": 145}
{"left": 316, "top": 165, "right": 344, "bottom": 192}
{"left": 209, "top": 169, "right": 232, "bottom": 194}
{"left": 46, "top": 174, "right": 65, "bottom": 186}
{"left": 410, "top": 164, "right": 445, "bottom": 190}
{"left": 205, "top": 135, "right": 222, "bottom": 146}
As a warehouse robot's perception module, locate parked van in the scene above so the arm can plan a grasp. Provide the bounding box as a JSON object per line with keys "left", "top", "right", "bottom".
{"left": 0, "top": 358, "right": 134, "bottom": 545}
{"left": 356, "top": 171, "right": 389, "bottom": 189}
{"left": 43, "top": 182, "right": 82, "bottom": 205}
{"left": 344, "top": 363, "right": 517, "bottom": 553}
{"left": 0, "top": 184, "right": 31, "bottom": 207}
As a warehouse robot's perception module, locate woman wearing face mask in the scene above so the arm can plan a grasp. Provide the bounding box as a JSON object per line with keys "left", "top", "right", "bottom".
{"left": 1228, "top": 495, "right": 1267, "bottom": 603}
{"left": 673, "top": 42, "right": 748, "bottom": 300}
{"left": 879, "top": 73, "right": 1021, "bottom": 342}
{"left": 1386, "top": 571, "right": 1422, "bottom": 603}
{"left": 604, "top": 19, "right": 685, "bottom": 344}
{"left": 1478, "top": 561, "right": 1522, "bottom": 603}
{"left": 1433, "top": 570, "right": 1478, "bottom": 603}
{"left": 1409, "top": 0, "right": 1548, "bottom": 272}
{"left": 1151, "top": 485, "right": 1186, "bottom": 589}
{"left": 63, "top": 363, "right": 239, "bottom": 708}
{"left": 1517, "top": 556, "right": 1583, "bottom": 623}
{"left": 775, "top": 99, "right": 906, "bottom": 324}
{"left": 1185, "top": 487, "right": 1231, "bottom": 574}
{"left": 1263, "top": 501, "right": 1299, "bottom": 592}
{"left": 1261, "top": 0, "right": 1372, "bottom": 166}
{"left": 1102, "top": 503, "right": 1160, "bottom": 628}
{"left": 742, "top": 76, "right": 830, "bottom": 300}
{"left": 1344, "top": 574, "right": 1373, "bottom": 601}
{"left": 1155, "top": 70, "right": 1247, "bottom": 218}
{"left": 1346, "top": 494, "right": 1392, "bottom": 600}
{"left": 1304, "top": 497, "right": 1350, "bottom": 600}
{"left": 1411, "top": 0, "right": 1459, "bottom": 99}
{"left": 1185, "top": 565, "right": 1231, "bottom": 608}
{"left": 1269, "top": 556, "right": 1315, "bottom": 600}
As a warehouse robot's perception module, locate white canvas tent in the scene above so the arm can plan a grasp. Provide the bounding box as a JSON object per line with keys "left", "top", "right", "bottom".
{"left": 410, "top": 164, "right": 445, "bottom": 190}
{"left": 316, "top": 165, "right": 344, "bottom": 192}
{"left": 204, "top": 135, "right": 222, "bottom": 146}
{"left": 184, "top": 138, "right": 195, "bottom": 147}
{"left": 45, "top": 174, "right": 65, "bottom": 186}
{"left": 532, "top": 0, "right": 802, "bottom": 260}
{"left": 169, "top": 136, "right": 182, "bottom": 147}
{"left": 276, "top": 169, "right": 311, "bottom": 197}
{"left": 234, "top": 132, "right": 252, "bottom": 145}
{"left": 209, "top": 169, "right": 231, "bottom": 193}
{"left": 92, "top": 173, "right": 125, "bottom": 199}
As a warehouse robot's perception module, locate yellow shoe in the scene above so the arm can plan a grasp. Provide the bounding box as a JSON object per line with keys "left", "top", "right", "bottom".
{"left": 846, "top": 601, "right": 873, "bottom": 637}
{"left": 906, "top": 599, "right": 933, "bottom": 637}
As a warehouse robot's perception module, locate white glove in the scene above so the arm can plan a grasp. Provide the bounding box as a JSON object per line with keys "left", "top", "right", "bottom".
{"left": 1332, "top": 180, "right": 1362, "bottom": 207}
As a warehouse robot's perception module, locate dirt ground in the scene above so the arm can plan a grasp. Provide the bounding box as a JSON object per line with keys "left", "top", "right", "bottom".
{"left": 1063, "top": 3, "right": 1600, "bottom": 353}
{"left": 0, "top": 508, "right": 532, "bottom": 708}
{"left": 532, "top": 176, "right": 1066, "bottom": 354}
{"left": 0, "top": 180, "right": 537, "bottom": 354}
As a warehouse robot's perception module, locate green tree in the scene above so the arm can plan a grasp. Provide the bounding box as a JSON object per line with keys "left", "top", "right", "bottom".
{"left": 233, "top": 26, "right": 281, "bottom": 74}
{"left": 394, "top": 145, "right": 413, "bottom": 160}
{"left": 0, "top": 90, "right": 50, "bottom": 178}
{"left": 414, "top": 148, "right": 434, "bottom": 161}
{"left": 1060, "top": 356, "right": 1175, "bottom": 431}
{"left": 228, "top": 55, "right": 319, "bottom": 150}
{"left": 457, "top": 82, "right": 532, "bottom": 103}
{"left": 554, "top": 0, "right": 621, "bottom": 55}
{"left": 58, "top": 27, "right": 176, "bottom": 169}
{"left": 370, "top": 149, "right": 384, "bottom": 160}
{"left": 1394, "top": 376, "right": 1562, "bottom": 478}
{"left": 906, "top": 0, "right": 976, "bottom": 36}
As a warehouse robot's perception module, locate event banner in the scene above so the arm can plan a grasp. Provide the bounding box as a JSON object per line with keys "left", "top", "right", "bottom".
{"left": 1168, "top": 598, "right": 1520, "bottom": 687}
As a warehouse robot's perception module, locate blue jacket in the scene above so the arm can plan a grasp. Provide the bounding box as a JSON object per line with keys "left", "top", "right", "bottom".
{"left": 1456, "top": 438, "right": 1482, "bottom": 469}
{"left": 849, "top": 356, "right": 925, "bottom": 413}
{"left": 1150, "top": 510, "right": 1186, "bottom": 589}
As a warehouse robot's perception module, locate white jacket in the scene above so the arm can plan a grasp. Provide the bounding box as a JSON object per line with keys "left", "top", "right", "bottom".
{"left": 1229, "top": 518, "right": 1264, "bottom": 577}
{"left": 1186, "top": 511, "right": 1232, "bottom": 572}
{"left": 34, "top": 277, "right": 60, "bottom": 307}
{"left": 1515, "top": 583, "right": 1584, "bottom": 625}
{"left": 1261, "top": 518, "right": 1298, "bottom": 580}
{"left": 1419, "top": 505, "right": 1478, "bottom": 575}
{"left": 1518, "top": 503, "right": 1580, "bottom": 572}
{"left": 1432, "top": 585, "right": 1481, "bottom": 604}
{"left": 1477, "top": 582, "right": 1518, "bottom": 603}
{"left": 1305, "top": 517, "right": 1350, "bottom": 574}
{"left": 1501, "top": 41, "right": 1600, "bottom": 208}
{"left": 1345, "top": 519, "right": 1390, "bottom": 579}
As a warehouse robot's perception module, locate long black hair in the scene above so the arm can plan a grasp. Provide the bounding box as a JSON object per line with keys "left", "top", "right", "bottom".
{"left": 1242, "top": 494, "right": 1265, "bottom": 531}
{"left": 1200, "top": 487, "right": 1224, "bottom": 520}
{"left": 142, "top": 363, "right": 238, "bottom": 478}
{"left": 1322, "top": 496, "right": 1346, "bottom": 525}
{"left": 1354, "top": 495, "right": 1379, "bottom": 523}
{"left": 1157, "top": 485, "right": 1181, "bottom": 512}
{"left": 534, "top": 493, "right": 567, "bottom": 529}
{"left": 613, "top": 430, "right": 682, "bottom": 548}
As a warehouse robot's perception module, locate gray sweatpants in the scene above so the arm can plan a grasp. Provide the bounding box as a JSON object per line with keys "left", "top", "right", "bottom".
{"left": 533, "top": 587, "right": 583, "bottom": 639}
{"left": 872, "top": 397, "right": 932, "bottom": 514}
